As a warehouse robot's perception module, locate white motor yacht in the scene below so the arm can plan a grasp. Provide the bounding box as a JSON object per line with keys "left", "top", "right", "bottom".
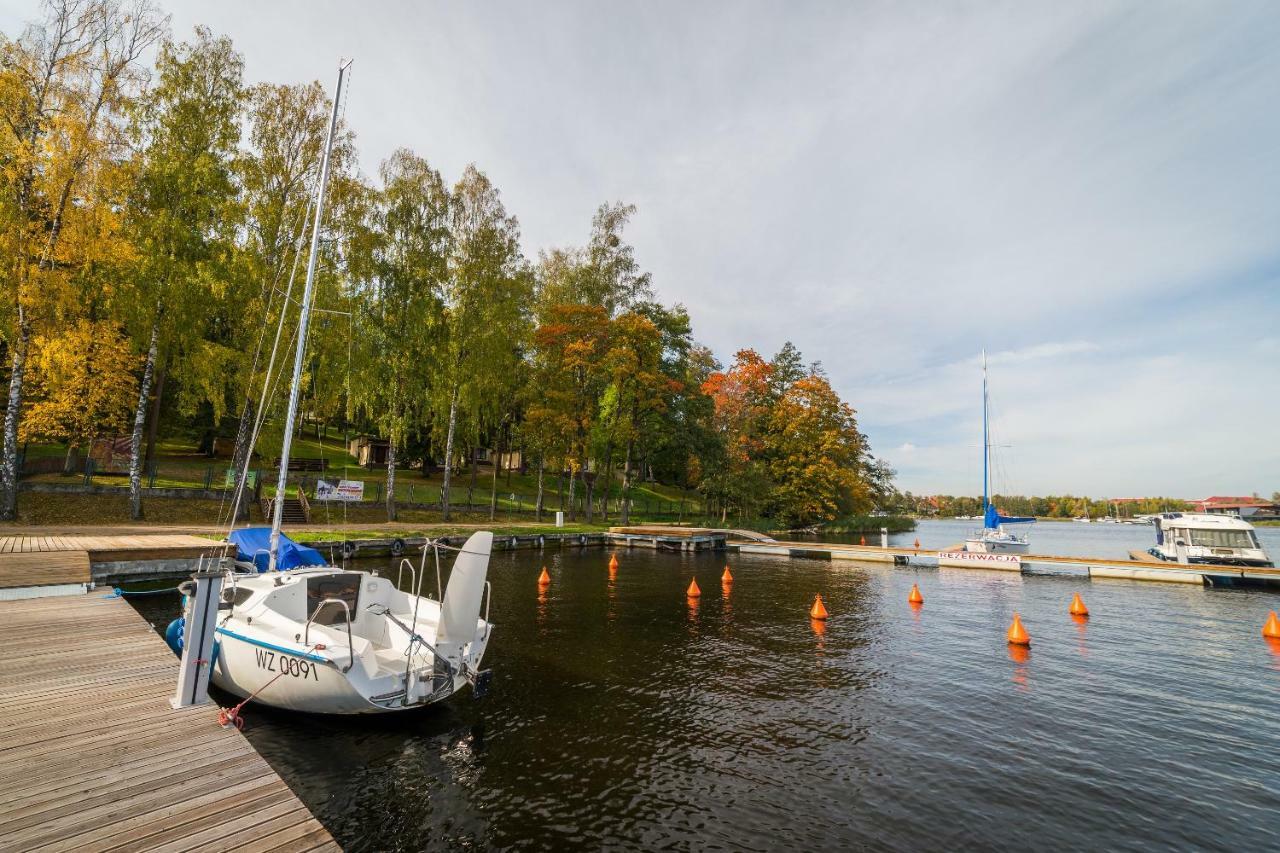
{"left": 1135, "top": 513, "right": 1272, "bottom": 568}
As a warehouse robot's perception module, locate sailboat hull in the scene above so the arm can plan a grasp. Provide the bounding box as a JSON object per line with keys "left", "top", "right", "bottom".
{"left": 963, "top": 536, "right": 1030, "bottom": 555}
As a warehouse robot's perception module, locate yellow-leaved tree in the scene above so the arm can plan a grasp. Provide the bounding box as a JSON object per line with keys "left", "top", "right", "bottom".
{"left": 765, "top": 374, "right": 870, "bottom": 527}
{"left": 21, "top": 320, "right": 139, "bottom": 466}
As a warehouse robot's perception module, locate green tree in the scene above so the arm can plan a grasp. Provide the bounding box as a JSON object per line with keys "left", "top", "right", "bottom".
{"left": 123, "top": 26, "right": 244, "bottom": 518}
{"left": 438, "top": 165, "right": 525, "bottom": 520}
{"left": 351, "top": 149, "right": 449, "bottom": 520}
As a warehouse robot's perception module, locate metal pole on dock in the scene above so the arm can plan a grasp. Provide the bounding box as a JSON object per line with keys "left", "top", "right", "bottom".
{"left": 171, "top": 567, "right": 224, "bottom": 708}
{"left": 881, "top": 527, "right": 888, "bottom": 548}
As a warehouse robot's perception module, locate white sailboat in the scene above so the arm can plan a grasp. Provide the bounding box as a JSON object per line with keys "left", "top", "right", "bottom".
{"left": 963, "top": 351, "right": 1033, "bottom": 555}
{"left": 167, "top": 60, "right": 494, "bottom": 716}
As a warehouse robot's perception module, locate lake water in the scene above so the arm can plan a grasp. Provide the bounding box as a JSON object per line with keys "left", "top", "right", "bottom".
{"left": 129, "top": 522, "right": 1280, "bottom": 850}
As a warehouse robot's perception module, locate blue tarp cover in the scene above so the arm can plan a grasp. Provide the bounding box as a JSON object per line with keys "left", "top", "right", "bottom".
{"left": 985, "top": 503, "right": 1035, "bottom": 529}
{"left": 228, "top": 527, "right": 326, "bottom": 572}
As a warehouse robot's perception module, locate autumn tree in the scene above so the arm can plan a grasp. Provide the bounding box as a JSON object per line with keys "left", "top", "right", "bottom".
{"left": 764, "top": 374, "right": 869, "bottom": 526}
{"left": 20, "top": 321, "right": 138, "bottom": 464}
{"left": 0, "top": 0, "right": 165, "bottom": 518}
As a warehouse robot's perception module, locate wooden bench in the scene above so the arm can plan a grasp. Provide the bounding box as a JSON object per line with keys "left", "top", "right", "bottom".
{"left": 271, "top": 458, "right": 329, "bottom": 472}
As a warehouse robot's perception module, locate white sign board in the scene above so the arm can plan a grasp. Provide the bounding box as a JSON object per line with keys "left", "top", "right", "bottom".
{"left": 316, "top": 479, "right": 365, "bottom": 502}
{"left": 937, "top": 550, "right": 1022, "bottom": 572}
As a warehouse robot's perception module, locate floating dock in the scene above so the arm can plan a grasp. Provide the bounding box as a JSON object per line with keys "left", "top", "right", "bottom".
{"left": 729, "top": 537, "right": 1280, "bottom": 587}
{"left": 0, "top": 591, "right": 338, "bottom": 852}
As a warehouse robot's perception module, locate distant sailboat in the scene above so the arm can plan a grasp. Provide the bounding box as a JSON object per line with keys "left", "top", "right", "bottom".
{"left": 963, "top": 351, "right": 1034, "bottom": 555}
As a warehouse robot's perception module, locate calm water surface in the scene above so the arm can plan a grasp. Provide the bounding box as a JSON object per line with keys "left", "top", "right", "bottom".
{"left": 131, "top": 525, "right": 1280, "bottom": 850}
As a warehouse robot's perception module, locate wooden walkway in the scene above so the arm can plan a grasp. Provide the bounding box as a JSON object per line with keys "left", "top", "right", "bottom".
{"left": 0, "top": 535, "right": 229, "bottom": 592}
{"left": 0, "top": 593, "right": 339, "bottom": 852}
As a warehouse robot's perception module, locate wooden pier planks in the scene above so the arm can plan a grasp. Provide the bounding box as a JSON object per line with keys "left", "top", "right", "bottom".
{"left": 0, "top": 550, "right": 91, "bottom": 589}
{"left": 0, "top": 593, "right": 339, "bottom": 852}
{"left": 0, "top": 534, "right": 229, "bottom": 578}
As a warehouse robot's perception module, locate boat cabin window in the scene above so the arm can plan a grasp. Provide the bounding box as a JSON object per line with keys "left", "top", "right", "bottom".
{"left": 1188, "top": 529, "right": 1257, "bottom": 549}
{"left": 307, "top": 574, "right": 361, "bottom": 625}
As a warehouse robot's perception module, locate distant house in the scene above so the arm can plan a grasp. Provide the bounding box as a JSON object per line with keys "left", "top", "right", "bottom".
{"left": 1190, "top": 496, "right": 1279, "bottom": 519}
{"left": 475, "top": 447, "right": 523, "bottom": 471}
{"left": 348, "top": 435, "right": 390, "bottom": 467}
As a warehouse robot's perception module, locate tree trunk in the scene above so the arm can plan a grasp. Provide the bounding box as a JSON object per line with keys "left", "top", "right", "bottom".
{"left": 0, "top": 318, "right": 31, "bottom": 520}
{"left": 488, "top": 428, "right": 501, "bottom": 521}
{"left": 63, "top": 443, "right": 77, "bottom": 476}
{"left": 441, "top": 386, "right": 459, "bottom": 520}
{"left": 466, "top": 447, "right": 478, "bottom": 507}
{"left": 129, "top": 325, "right": 160, "bottom": 521}
{"left": 567, "top": 465, "right": 576, "bottom": 521}
{"left": 599, "top": 444, "right": 613, "bottom": 521}
{"left": 143, "top": 360, "right": 168, "bottom": 469}
{"left": 535, "top": 455, "right": 545, "bottom": 522}
{"left": 582, "top": 460, "right": 594, "bottom": 524}
{"left": 386, "top": 441, "right": 398, "bottom": 521}
{"left": 557, "top": 466, "right": 564, "bottom": 512}
{"left": 620, "top": 439, "right": 634, "bottom": 524}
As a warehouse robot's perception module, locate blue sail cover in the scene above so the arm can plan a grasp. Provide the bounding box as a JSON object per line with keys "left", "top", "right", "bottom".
{"left": 228, "top": 527, "right": 326, "bottom": 572}
{"left": 984, "top": 503, "right": 1035, "bottom": 529}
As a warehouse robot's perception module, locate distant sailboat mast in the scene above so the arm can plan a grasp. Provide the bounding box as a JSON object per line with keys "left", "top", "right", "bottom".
{"left": 982, "top": 348, "right": 991, "bottom": 526}
{"left": 267, "top": 59, "right": 352, "bottom": 572}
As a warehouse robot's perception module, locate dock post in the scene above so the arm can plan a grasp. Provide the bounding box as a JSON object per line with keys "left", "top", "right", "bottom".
{"left": 1175, "top": 541, "right": 1189, "bottom": 564}
{"left": 171, "top": 566, "right": 224, "bottom": 709}
{"left": 880, "top": 527, "right": 888, "bottom": 548}
{"left": 555, "top": 510, "right": 564, "bottom": 528}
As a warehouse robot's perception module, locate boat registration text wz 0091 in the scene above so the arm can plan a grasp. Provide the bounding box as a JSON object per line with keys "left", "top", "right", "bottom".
{"left": 255, "top": 648, "right": 320, "bottom": 680}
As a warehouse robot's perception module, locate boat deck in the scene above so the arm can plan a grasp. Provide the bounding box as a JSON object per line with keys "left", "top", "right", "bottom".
{"left": 0, "top": 592, "right": 338, "bottom": 852}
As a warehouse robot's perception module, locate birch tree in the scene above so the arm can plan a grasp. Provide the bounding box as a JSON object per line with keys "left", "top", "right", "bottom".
{"left": 351, "top": 149, "right": 448, "bottom": 521}
{"left": 0, "top": 0, "right": 164, "bottom": 518}
{"left": 123, "top": 27, "right": 242, "bottom": 518}
{"left": 439, "top": 165, "right": 525, "bottom": 520}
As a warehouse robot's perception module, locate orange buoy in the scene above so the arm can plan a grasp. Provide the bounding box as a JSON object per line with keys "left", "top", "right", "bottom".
{"left": 908, "top": 583, "right": 924, "bottom": 605}
{"left": 859, "top": 535, "right": 866, "bottom": 546}
{"left": 537, "top": 567, "right": 550, "bottom": 586}
{"left": 608, "top": 553, "right": 619, "bottom": 570}
{"left": 810, "top": 594, "right": 829, "bottom": 621}
{"left": 687, "top": 578, "right": 701, "bottom": 598}
{"left": 1006, "top": 613, "right": 1031, "bottom": 646}
{"left": 1069, "top": 593, "right": 1089, "bottom": 618}
{"left": 913, "top": 538, "right": 920, "bottom": 549}
{"left": 1263, "top": 611, "right": 1280, "bottom": 639}
{"left": 722, "top": 565, "right": 733, "bottom": 584}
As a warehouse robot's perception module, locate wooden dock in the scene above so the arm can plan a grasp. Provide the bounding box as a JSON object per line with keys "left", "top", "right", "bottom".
{"left": 0, "top": 592, "right": 339, "bottom": 852}
{"left": 0, "top": 534, "right": 230, "bottom": 594}
{"left": 607, "top": 526, "right": 727, "bottom": 551}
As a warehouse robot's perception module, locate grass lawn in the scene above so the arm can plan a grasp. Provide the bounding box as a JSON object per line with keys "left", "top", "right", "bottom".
{"left": 22, "top": 424, "right": 704, "bottom": 515}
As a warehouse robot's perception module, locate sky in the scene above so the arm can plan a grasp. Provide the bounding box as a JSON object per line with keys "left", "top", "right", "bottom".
{"left": 5, "top": 0, "right": 1278, "bottom": 498}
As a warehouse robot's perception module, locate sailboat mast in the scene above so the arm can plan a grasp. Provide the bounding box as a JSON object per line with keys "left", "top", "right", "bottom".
{"left": 982, "top": 349, "right": 989, "bottom": 513}
{"left": 268, "top": 59, "right": 351, "bottom": 572}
